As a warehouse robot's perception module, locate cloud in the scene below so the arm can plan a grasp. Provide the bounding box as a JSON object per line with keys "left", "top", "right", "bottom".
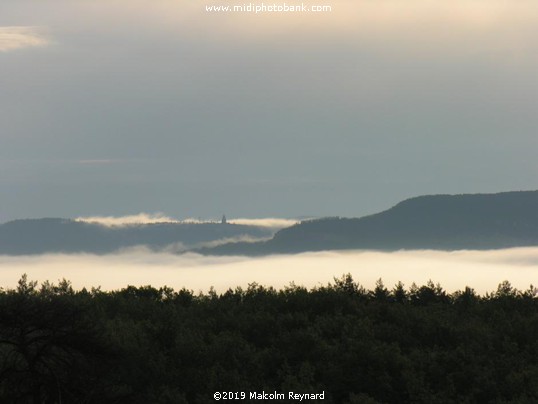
{"left": 0, "top": 26, "right": 49, "bottom": 52}
{"left": 75, "top": 213, "right": 178, "bottom": 226}
{"left": 74, "top": 214, "right": 296, "bottom": 231}
{"left": 227, "top": 218, "right": 299, "bottom": 230}
{"left": 1, "top": 248, "right": 537, "bottom": 294}
{"left": 191, "top": 235, "right": 272, "bottom": 250}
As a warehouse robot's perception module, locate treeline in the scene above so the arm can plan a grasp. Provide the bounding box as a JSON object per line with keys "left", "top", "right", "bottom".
{"left": 1, "top": 274, "right": 537, "bottom": 403}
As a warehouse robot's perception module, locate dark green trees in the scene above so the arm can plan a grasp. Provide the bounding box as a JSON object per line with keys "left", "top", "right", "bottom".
{"left": 1, "top": 274, "right": 537, "bottom": 403}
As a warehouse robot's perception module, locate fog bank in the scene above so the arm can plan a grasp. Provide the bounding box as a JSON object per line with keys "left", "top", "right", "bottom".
{"left": 74, "top": 214, "right": 297, "bottom": 230}
{"left": 1, "top": 248, "right": 537, "bottom": 294}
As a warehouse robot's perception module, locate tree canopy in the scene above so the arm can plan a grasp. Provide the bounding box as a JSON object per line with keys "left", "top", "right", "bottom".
{"left": 1, "top": 275, "right": 537, "bottom": 403}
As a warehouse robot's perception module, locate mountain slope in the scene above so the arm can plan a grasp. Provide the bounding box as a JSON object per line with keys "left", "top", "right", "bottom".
{"left": 0, "top": 219, "right": 273, "bottom": 255}
{"left": 203, "top": 191, "right": 538, "bottom": 255}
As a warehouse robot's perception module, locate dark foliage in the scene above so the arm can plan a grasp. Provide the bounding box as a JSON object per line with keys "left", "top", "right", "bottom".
{"left": 1, "top": 275, "right": 537, "bottom": 403}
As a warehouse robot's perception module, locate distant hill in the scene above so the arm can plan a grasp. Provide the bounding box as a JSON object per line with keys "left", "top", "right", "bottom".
{"left": 4, "top": 191, "right": 538, "bottom": 256}
{"left": 202, "top": 190, "right": 538, "bottom": 255}
{"left": 0, "top": 219, "right": 273, "bottom": 255}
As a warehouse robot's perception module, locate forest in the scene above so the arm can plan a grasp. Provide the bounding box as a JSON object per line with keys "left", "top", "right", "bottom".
{"left": 1, "top": 274, "right": 537, "bottom": 403}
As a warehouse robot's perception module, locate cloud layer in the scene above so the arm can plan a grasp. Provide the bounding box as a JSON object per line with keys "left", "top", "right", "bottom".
{"left": 1, "top": 248, "right": 537, "bottom": 294}
{"left": 226, "top": 218, "right": 299, "bottom": 229}
{"left": 75, "top": 213, "right": 179, "bottom": 226}
{"left": 0, "top": 26, "right": 48, "bottom": 52}
{"left": 75, "top": 214, "right": 297, "bottom": 229}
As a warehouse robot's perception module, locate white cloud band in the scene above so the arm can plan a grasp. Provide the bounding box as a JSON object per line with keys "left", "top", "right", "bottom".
{"left": 1, "top": 248, "right": 537, "bottom": 294}
{"left": 75, "top": 214, "right": 298, "bottom": 229}
{"left": 75, "top": 213, "right": 178, "bottom": 226}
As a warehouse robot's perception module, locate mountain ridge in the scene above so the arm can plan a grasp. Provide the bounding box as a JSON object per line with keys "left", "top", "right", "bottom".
{"left": 2, "top": 190, "right": 538, "bottom": 255}
{"left": 200, "top": 190, "right": 538, "bottom": 255}
{"left": 0, "top": 218, "right": 273, "bottom": 255}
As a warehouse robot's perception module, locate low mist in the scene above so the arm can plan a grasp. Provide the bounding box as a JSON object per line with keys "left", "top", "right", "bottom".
{"left": 1, "top": 248, "right": 537, "bottom": 294}
{"left": 74, "top": 214, "right": 297, "bottom": 230}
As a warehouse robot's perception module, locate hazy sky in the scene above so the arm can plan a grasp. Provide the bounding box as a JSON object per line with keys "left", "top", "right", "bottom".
{"left": 1, "top": 0, "right": 538, "bottom": 222}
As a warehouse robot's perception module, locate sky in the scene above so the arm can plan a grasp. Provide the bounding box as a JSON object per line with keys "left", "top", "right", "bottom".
{"left": 1, "top": 0, "right": 538, "bottom": 223}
